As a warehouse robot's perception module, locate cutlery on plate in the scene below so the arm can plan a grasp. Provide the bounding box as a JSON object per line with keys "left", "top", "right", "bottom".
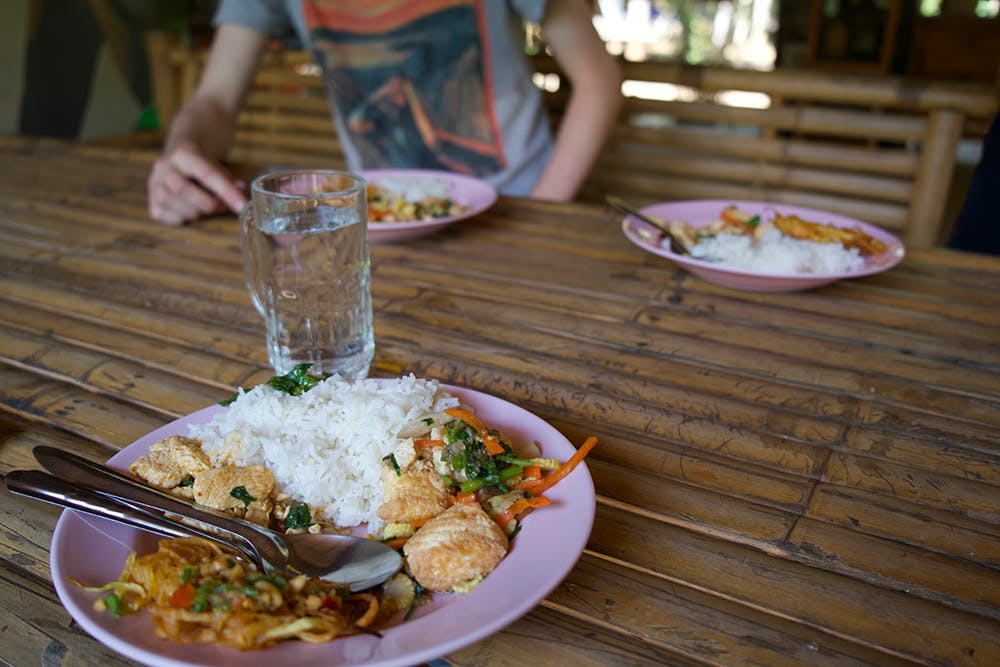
{"left": 6, "top": 469, "right": 262, "bottom": 564}
{"left": 606, "top": 195, "right": 691, "bottom": 256}
{"left": 29, "top": 446, "right": 403, "bottom": 591}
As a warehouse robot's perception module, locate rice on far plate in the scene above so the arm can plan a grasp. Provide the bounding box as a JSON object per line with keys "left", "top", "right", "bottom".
{"left": 188, "top": 374, "right": 459, "bottom": 530}
{"left": 688, "top": 226, "right": 866, "bottom": 273}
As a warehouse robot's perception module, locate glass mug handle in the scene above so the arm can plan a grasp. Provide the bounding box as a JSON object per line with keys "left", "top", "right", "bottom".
{"left": 239, "top": 202, "right": 266, "bottom": 316}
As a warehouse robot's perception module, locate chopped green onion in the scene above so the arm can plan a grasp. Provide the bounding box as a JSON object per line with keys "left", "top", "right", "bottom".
{"left": 286, "top": 504, "right": 312, "bottom": 529}
{"left": 230, "top": 485, "right": 256, "bottom": 507}
{"left": 104, "top": 593, "right": 123, "bottom": 616}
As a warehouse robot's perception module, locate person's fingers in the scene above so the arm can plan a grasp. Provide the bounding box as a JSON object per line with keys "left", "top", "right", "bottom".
{"left": 169, "top": 146, "right": 248, "bottom": 214}
{"left": 147, "top": 155, "right": 240, "bottom": 225}
{"left": 149, "top": 179, "right": 207, "bottom": 224}
{"left": 158, "top": 163, "right": 223, "bottom": 212}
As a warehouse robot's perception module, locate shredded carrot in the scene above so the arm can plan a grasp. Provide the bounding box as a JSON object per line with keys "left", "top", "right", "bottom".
{"left": 453, "top": 490, "right": 477, "bottom": 505}
{"left": 720, "top": 206, "right": 757, "bottom": 231}
{"left": 445, "top": 407, "right": 505, "bottom": 455}
{"left": 169, "top": 582, "right": 196, "bottom": 609}
{"left": 414, "top": 438, "right": 445, "bottom": 448}
{"left": 384, "top": 537, "right": 409, "bottom": 550}
{"left": 517, "top": 436, "right": 598, "bottom": 495}
{"left": 495, "top": 496, "right": 551, "bottom": 529}
{"left": 522, "top": 465, "right": 542, "bottom": 481}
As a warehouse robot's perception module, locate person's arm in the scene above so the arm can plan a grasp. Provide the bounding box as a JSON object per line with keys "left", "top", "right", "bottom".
{"left": 529, "top": 0, "right": 621, "bottom": 201}
{"left": 147, "top": 24, "right": 269, "bottom": 225}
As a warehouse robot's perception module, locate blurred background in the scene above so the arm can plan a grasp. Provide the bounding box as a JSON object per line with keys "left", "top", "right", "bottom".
{"left": 2, "top": 0, "right": 996, "bottom": 139}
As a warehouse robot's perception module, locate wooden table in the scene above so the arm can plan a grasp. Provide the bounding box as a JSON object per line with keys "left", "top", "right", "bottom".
{"left": 1, "top": 134, "right": 998, "bottom": 666}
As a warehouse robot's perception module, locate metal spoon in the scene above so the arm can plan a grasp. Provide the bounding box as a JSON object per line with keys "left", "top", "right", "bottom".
{"left": 30, "top": 446, "right": 402, "bottom": 591}
{"left": 6, "top": 469, "right": 262, "bottom": 564}
{"left": 606, "top": 195, "right": 691, "bottom": 256}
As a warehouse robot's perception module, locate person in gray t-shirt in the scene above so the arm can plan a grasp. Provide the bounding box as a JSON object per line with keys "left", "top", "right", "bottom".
{"left": 147, "top": 0, "right": 621, "bottom": 226}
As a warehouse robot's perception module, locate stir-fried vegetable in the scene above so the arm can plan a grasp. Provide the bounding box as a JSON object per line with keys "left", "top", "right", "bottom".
{"left": 432, "top": 411, "right": 598, "bottom": 534}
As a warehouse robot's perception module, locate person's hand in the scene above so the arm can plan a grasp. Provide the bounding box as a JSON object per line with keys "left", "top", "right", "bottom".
{"left": 147, "top": 141, "right": 248, "bottom": 225}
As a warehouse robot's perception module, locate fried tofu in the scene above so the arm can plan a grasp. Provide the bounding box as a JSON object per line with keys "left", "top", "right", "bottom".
{"left": 191, "top": 465, "right": 275, "bottom": 526}
{"left": 377, "top": 459, "right": 451, "bottom": 524}
{"left": 403, "top": 501, "right": 508, "bottom": 592}
{"left": 129, "top": 435, "right": 211, "bottom": 489}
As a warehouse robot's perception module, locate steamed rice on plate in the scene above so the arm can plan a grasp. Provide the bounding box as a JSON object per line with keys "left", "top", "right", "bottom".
{"left": 688, "top": 226, "right": 866, "bottom": 274}
{"left": 188, "top": 374, "right": 459, "bottom": 529}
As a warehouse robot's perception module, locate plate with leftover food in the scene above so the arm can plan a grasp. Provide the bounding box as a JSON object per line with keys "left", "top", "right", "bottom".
{"left": 621, "top": 199, "right": 905, "bottom": 292}
{"left": 362, "top": 169, "right": 497, "bottom": 244}
{"left": 50, "top": 373, "right": 596, "bottom": 667}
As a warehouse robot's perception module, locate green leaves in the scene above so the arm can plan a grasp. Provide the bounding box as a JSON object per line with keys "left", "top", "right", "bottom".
{"left": 230, "top": 485, "right": 256, "bottom": 507}
{"left": 286, "top": 504, "right": 312, "bottom": 530}
{"left": 220, "top": 363, "right": 326, "bottom": 406}
{"left": 267, "top": 363, "right": 325, "bottom": 396}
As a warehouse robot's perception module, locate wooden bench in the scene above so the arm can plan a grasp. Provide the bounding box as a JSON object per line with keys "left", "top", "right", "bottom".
{"left": 146, "top": 32, "right": 347, "bottom": 170}
{"left": 534, "top": 54, "right": 998, "bottom": 247}
{"left": 146, "top": 32, "right": 998, "bottom": 247}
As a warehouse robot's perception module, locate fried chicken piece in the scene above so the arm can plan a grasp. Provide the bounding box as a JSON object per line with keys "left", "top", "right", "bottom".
{"left": 192, "top": 465, "right": 275, "bottom": 526}
{"left": 129, "top": 435, "right": 211, "bottom": 489}
{"left": 773, "top": 213, "right": 887, "bottom": 255}
{"left": 403, "top": 501, "right": 508, "bottom": 592}
{"left": 377, "top": 458, "right": 451, "bottom": 524}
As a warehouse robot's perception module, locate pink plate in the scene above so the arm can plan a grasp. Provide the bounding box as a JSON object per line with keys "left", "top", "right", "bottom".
{"left": 621, "top": 199, "right": 905, "bottom": 293}
{"left": 362, "top": 169, "right": 497, "bottom": 244}
{"left": 50, "top": 385, "right": 594, "bottom": 667}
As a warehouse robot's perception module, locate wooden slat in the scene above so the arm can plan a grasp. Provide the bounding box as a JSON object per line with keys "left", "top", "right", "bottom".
{"left": 608, "top": 124, "right": 921, "bottom": 176}
{"left": 619, "top": 96, "right": 930, "bottom": 142}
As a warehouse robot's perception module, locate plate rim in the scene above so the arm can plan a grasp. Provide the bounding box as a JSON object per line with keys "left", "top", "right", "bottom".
{"left": 49, "top": 382, "right": 595, "bottom": 667}
{"left": 622, "top": 198, "right": 906, "bottom": 281}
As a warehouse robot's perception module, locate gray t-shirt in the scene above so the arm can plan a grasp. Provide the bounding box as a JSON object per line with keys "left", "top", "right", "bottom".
{"left": 214, "top": 0, "right": 553, "bottom": 196}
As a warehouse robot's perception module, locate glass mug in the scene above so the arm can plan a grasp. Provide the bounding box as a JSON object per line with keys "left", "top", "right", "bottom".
{"left": 240, "top": 170, "right": 374, "bottom": 380}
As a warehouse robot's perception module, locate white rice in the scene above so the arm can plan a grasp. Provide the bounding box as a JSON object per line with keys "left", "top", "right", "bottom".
{"left": 188, "top": 374, "right": 458, "bottom": 529}
{"left": 373, "top": 175, "right": 451, "bottom": 201}
{"left": 684, "top": 227, "right": 866, "bottom": 274}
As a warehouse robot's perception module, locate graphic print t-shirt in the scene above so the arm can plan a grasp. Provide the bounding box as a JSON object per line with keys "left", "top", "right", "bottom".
{"left": 214, "top": 0, "right": 553, "bottom": 195}
{"left": 305, "top": 1, "right": 505, "bottom": 177}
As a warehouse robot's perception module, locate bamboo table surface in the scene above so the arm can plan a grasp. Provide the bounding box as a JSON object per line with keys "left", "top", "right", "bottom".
{"left": 1, "top": 134, "right": 998, "bottom": 666}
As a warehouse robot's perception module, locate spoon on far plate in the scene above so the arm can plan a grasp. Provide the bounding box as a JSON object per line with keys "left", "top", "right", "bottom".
{"left": 606, "top": 195, "right": 691, "bottom": 256}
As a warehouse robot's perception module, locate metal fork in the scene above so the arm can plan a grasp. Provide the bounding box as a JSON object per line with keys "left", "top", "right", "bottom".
{"left": 26, "top": 446, "right": 402, "bottom": 591}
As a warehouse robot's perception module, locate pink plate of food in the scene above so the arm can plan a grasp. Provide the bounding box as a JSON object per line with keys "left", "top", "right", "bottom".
{"left": 621, "top": 199, "right": 905, "bottom": 293}
{"left": 50, "top": 379, "right": 595, "bottom": 667}
{"left": 362, "top": 169, "right": 497, "bottom": 244}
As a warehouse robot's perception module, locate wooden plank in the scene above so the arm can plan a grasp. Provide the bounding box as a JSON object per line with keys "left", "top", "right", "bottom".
{"left": 587, "top": 505, "right": 999, "bottom": 666}
{"left": 823, "top": 451, "right": 1000, "bottom": 520}
{"left": 0, "top": 415, "right": 121, "bottom": 475}
{"left": 1, "top": 326, "right": 235, "bottom": 415}
{"left": 0, "top": 301, "right": 265, "bottom": 392}
{"left": 786, "top": 517, "right": 999, "bottom": 612}
{"left": 1, "top": 367, "right": 179, "bottom": 449}
{"left": 607, "top": 124, "right": 921, "bottom": 176}
{"left": 0, "top": 281, "right": 264, "bottom": 366}
{"left": 540, "top": 555, "right": 920, "bottom": 666}
{"left": 619, "top": 97, "right": 928, "bottom": 142}
{"left": 807, "top": 484, "right": 1000, "bottom": 566}
{"left": 593, "top": 149, "right": 915, "bottom": 203}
